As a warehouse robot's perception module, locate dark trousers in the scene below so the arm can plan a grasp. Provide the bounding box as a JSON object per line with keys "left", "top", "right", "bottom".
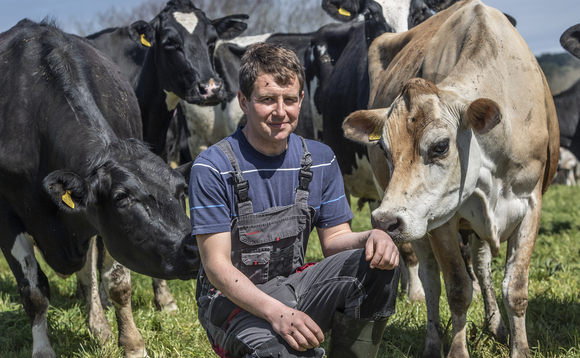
{"left": 197, "top": 248, "right": 400, "bottom": 358}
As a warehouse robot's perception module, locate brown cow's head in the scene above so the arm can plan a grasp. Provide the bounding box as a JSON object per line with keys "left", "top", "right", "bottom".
{"left": 344, "top": 77, "right": 501, "bottom": 242}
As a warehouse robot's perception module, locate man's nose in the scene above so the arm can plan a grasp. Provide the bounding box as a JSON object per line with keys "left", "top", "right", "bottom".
{"left": 273, "top": 98, "right": 287, "bottom": 117}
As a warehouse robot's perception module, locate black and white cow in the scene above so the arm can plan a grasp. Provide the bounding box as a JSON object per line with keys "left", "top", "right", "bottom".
{"left": 555, "top": 24, "right": 580, "bottom": 160}
{"left": 87, "top": 0, "right": 248, "bottom": 311}
{"left": 180, "top": 32, "right": 318, "bottom": 159}
{"left": 0, "top": 19, "right": 198, "bottom": 358}
{"left": 87, "top": 0, "right": 249, "bottom": 158}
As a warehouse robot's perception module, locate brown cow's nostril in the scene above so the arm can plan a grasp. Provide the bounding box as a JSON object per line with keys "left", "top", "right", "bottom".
{"left": 387, "top": 219, "right": 401, "bottom": 235}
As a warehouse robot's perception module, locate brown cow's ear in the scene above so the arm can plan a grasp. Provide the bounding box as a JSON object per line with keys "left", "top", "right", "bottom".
{"left": 343, "top": 108, "right": 389, "bottom": 144}
{"left": 465, "top": 98, "right": 501, "bottom": 134}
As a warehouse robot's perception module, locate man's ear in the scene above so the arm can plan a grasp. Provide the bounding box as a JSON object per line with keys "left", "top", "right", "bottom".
{"left": 43, "top": 170, "right": 93, "bottom": 213}
{"left": 465, "top": 98, "right": 502, "bottom": 134}
{"left": 238, "top": 90, "right": 250, "bottom": 115}
{"left": 343, "top": 108, "right": 390, "bottom": 144}
{"left": 175, "top": 161, "right": 194, "bottom": 186}
{"left": 129, "top": 20, "right": 156, "bottom": 48}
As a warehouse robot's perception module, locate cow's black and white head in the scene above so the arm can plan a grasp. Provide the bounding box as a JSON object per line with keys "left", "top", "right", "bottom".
{"left": 321, "top": 0, "right": 437, "bottom": 33}
{"left": 130, "top": 0, "right": 248, "bottom": 106}
{"left": 43, "top": 139, "right": 197, "bottom": 280}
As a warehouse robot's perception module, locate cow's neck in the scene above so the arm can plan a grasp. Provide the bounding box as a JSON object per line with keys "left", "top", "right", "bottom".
{"left": 135, "top": 51, "right": 176, "bottom": 157}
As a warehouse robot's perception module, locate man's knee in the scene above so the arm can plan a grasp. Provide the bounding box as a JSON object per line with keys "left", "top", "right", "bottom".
{"left": 338, "top": 248, "right": 400, "bottom": 319}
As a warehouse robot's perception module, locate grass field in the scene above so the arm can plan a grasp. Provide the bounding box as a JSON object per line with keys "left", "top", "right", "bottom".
{"left": 1, "top": 185, "right": 579, "bottom": 357}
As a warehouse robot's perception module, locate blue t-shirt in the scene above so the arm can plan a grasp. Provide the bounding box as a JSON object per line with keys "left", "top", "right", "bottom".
{"left": 189, "top": 127, "right": 353, "bottom": 236}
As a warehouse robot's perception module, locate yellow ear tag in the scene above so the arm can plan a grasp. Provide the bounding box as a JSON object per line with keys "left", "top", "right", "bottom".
{"left": 369, "top": 126, "right": 382, "bottom": 141}
{"left": 140, "top": 34, "right": 151, "bottom": 47}
{"left": 338, "top": 6, "right": 351, "bottom": 17}
{"left": 62, "top": 190, "right": 75, "bottom": 209}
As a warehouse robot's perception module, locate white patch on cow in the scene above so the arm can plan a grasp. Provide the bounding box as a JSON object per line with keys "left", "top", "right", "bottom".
{"left": 342, "top": 154, "right": 381, "bottom": 201}
{"left": 376, "top": 0, "right": 412, "bottom": 33}
{"left": 173, "top": 11, "right": 198, "bottom": 34}
{"left": 217, "top": 33, "right": 272, "bottom": 49}
{"left": 308, "top": 76, "right": 323, "bottom": 141}
{"left": 183, "top": 99, "right": 244, "bottom": 159}
{"left": 164, "top": 91, "right": 181, "bottom": 111}
{"left": 11, "top": 233, "right": 55, "bottom": 357}
{"left": 11, "top": 233, "right": 37, "bottom": 285}
{"left": 32, "top": 317, "right": 55, "bottom": 358}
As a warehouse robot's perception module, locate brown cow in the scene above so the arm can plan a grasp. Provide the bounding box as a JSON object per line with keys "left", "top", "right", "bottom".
{"left": 343, "top": 1, "right": 559, "bottom": 357}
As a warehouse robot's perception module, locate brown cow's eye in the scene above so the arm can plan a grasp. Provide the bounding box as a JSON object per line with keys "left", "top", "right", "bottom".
{"left": 429, "top": 139, "right": 449, "bottom": 158}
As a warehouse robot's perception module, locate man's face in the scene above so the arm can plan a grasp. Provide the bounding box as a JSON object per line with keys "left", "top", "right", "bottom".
{"left": 238, "top": 72, "right": 304, "bottom": 155}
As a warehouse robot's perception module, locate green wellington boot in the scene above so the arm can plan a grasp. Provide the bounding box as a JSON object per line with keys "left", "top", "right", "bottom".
{"left": 326, "top": 311, "right": 389, "bottom": 358}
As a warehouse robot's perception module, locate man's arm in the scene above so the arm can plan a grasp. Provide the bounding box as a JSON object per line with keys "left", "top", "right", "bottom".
{"left": 197, "top": 232, "right": 325, "bottom": 351}
{"left": 317, "top": 223, "right": 399, "bottom": 270}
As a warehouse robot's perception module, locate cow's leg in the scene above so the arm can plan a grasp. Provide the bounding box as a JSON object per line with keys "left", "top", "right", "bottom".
{"left": 502, "top": 192, "right": 542, "bottom": 358}
{"left": 458, "top": 232, "right": 481, "bottom": 295}
{"left": 470, "top": 235, "right": 508, "bottom": 343}
{"left": 411, "top": 235, "right": 442, "bottom": 358}
{"left": 430, "top": 225, "right": 472, "bottom": 358}
{"left": 97, "top": 238, "right": 147, "bottom": 358}
{"left": 399, "top": 242, "right": 425, "bottom": 302}
{"left": 152, "top": 278, "right": 178, "bottom": 311}
{"left": 2, "top": 232, "right": 55, "bottom": 358}
{"left": 75, "top": 236, "right": 114, "bottom": 342}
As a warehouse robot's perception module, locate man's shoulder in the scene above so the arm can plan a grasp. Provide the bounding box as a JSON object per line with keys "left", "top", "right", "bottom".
{"left": 293, "top": 135, "right": 336, "bottom": 163}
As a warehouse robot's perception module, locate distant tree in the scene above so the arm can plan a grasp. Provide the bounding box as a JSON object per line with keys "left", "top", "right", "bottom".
{"left": 537, "top": 52, "right": 580, "bottom": 95}
{"left": 75, "top": 0, "right": 334, "bottom": 37}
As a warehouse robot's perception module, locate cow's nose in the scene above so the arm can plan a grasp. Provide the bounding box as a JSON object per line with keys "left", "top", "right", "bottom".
{"left": 372, "top": 211, "right": 405, "bottom": 238}
{"left": 199, "top": 78, "right": 222, "bottom": 98}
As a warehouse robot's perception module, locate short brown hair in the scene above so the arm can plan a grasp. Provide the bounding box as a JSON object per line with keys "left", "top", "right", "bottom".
{"left": 239, "top": 42, "right": 305, "bottom": 98}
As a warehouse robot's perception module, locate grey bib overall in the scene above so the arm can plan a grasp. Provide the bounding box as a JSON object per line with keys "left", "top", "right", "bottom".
{"left": 222, "top": 137, "right": 316, "bottom": 284}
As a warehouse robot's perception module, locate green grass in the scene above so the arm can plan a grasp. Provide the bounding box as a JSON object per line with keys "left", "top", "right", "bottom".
{"left": 1, "top": 186, "right": 580, "bottom": 357}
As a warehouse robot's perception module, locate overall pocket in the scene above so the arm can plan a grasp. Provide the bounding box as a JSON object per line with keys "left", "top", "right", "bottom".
{"left": 240, "top": 247, "right": 271, "bottom": 284}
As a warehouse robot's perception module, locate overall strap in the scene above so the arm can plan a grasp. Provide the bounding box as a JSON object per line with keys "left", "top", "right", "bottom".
{"left": 215, "top": 139, "right": 254, "bottom": 216}
{"left": 295, "top": 136, "right": 313, "bottom": 204}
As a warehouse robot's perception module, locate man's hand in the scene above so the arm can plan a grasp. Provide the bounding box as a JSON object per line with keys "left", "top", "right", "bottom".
{"left": 270, "top": 305, "right": 324, "bottom": 351}
{"left": 365, "top": 229, "right": 399, "bottom": 270}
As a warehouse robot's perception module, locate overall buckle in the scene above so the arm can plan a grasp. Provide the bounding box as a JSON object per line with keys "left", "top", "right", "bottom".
{"left": 235, "top": 180, "right": 250, "bottom": 202}
{"left": 299, "top": 169, "right": 313, "bottom": 191}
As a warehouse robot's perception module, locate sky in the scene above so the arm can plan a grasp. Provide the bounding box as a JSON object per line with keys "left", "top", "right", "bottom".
{"left": 0, "top": 0, "right": 578, "bottom": 56}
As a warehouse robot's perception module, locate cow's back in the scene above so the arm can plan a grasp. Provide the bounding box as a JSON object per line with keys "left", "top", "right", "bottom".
{"left": 368, "top": 0, "right": 559, "bottom": 193}
{"left": 0, "top": 20, "right": 142, "bottom": 169}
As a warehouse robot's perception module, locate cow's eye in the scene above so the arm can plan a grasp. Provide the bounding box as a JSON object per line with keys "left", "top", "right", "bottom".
{"left": 162, "top": 38, "right": 180, "bottom": 50}
{"left": 114, "top": 192, "right": 128, "bottom": 202}
{"left": 429, "top": 139, "right": 449, "bottom": 158}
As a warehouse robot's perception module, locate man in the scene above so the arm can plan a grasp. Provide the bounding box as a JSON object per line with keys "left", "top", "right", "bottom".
{"left": 189, "top": 43, "right": 400, "bottom": 358}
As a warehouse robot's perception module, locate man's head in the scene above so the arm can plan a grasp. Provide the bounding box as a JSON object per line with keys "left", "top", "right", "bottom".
{"left": 237, "top": 43, "right": 305, "bottom": 156}
{"left": 239, "top": 42, "right": 305, "bottom": 99}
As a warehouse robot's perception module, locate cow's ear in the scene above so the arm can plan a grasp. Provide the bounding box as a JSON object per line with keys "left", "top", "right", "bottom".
{"left": 322, "top": 0, "right": 360, "bottom": 22}
{"left": 343, "top": 108, "right": 390, "bottom": 144}
{"left": 212, "top": 14, "right": 249, "bottom": 40}
{"left": 43, "top": 170, "right": 93, "bottom": 213}
{"left": 175, "top": 161, "right": 194, "bottom": 186}
{"left": 465, "top": 98, "right": 502, "bottom": 134}
{"left": 560, "top": 23, "right": 580, "bottom": 60}
{"left": 129, "top": 20, "right": 156, "bottom": 48}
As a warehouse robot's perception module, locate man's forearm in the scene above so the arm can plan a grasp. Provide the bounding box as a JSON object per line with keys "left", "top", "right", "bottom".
{"left": 203, "top": 261, "right": 287, "bottom": 322}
